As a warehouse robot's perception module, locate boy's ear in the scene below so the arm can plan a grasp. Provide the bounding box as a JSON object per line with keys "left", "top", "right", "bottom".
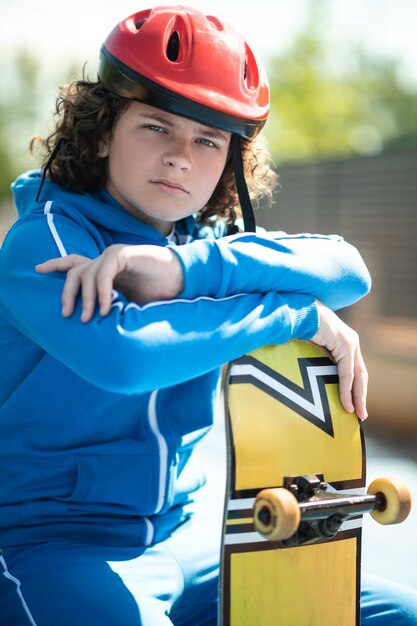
{"left": 97, "top": 136, "right": 110, "bottom": 158}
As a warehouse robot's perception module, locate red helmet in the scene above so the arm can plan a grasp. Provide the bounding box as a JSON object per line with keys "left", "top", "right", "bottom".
{"left": 99, "top": 5, "right": 269, "bottom": 139}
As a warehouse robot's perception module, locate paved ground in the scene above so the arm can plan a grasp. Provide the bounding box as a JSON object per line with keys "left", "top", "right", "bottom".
{"left": 194, "top": 408, "right": 417, "bottom": 591}
{"left": 362, "top": 433, "right": 417, "bottom": 589}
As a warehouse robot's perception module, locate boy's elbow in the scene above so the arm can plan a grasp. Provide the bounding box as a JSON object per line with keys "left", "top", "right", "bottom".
{"left": 356, "top": 265, "right": 372, "bottom": 299}
{"left": 363, "top": 271, "right": 372, "bottom": 297}
{"left": 345, "top": 243, "right": 372, "bottom": 299}
{"left": 329, "top": 249, "right": 372, "bottom": 311}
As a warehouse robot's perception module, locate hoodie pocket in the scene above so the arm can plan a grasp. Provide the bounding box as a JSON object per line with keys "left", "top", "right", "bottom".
{"left": 67, "top": 455, "right": 159, "bottom": 513}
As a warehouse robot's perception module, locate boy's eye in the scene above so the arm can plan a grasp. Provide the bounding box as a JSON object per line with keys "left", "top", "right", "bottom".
{"left": 197, "top": 137, "right": 218, "bottom": 148}
{"left": 144, "top": 124, "right": 165, "bottom": 133}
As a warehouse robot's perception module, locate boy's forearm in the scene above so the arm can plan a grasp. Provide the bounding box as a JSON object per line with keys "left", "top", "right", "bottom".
{"left": 171, "top": 232, "right": 371, "bottom": 310}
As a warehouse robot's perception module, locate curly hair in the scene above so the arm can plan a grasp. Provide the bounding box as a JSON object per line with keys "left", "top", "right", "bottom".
{"left": 31, "top": 79, "right": 278, "bottom": 227}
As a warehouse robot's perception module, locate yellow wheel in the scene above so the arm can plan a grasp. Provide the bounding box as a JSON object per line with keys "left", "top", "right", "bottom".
{"left": 368, "top": 477, "right": 412, "bottom": 525}
{"left": 253, "top": 488, "right": 300, "bottom": 541}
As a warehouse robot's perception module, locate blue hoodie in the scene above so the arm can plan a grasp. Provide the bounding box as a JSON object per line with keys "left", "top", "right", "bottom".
{"left": 0, "top": 170, "right": 371, "bottom": 548}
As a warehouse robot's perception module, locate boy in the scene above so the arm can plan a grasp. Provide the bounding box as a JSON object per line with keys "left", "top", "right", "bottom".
{"left": 0, "top": 5, "right": 415, "bottom": 625}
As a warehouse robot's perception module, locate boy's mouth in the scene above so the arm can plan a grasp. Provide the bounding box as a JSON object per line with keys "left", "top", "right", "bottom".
{"left": 151, "top": 179, "right": 190, "bottom": 194}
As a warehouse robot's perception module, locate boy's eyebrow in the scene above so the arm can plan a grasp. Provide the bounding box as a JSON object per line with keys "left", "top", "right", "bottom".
{"left": 137, "top": 112, "right": 229, "bottom": 141}
{"left": 138, "top": 112, "right": 176, "bottom": 127}
{"left": 197, "top": 127, "right": 229, "bottom": 142}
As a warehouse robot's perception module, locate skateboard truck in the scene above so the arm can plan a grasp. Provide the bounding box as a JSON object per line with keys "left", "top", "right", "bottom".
{"left": 253, "top": 474, "right": 411, "bottom": 546}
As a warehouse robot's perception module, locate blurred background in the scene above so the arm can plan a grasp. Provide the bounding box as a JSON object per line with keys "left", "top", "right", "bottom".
{"left": 1, "top": 0, "right": 416, "bottom": 589}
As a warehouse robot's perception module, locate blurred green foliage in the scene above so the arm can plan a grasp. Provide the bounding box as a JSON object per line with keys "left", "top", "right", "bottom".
{"left": 0, "top": 50, "right": 78, "bottom": 205}
{"left": 0, "top": 50, "right": 42, "bottom": 199}
{"left": 265, "top": 4, "right": 417, "bottom": 161}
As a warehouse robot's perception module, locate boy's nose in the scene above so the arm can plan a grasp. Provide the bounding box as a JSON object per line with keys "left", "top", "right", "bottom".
{"left": 162, "top": 140, "right": 192, "bottom": 171}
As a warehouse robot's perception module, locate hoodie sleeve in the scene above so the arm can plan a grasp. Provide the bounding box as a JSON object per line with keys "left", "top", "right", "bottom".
{"left": 172, "top": 232, "right": 371, "bottom": 311}
{"left": 0, "top": 209, "right": 319, "bottom": 395}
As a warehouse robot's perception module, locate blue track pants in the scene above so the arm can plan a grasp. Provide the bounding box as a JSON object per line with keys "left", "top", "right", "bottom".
{"left": 1, "top": 515, "right": 417, "bottom": 625}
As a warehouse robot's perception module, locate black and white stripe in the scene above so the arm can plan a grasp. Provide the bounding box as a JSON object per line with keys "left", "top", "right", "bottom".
{"left": 229, "top": 354, "right": 338, "bottom": 436}
{"left": 224, "top": 488, "right": 364, "bottom": 547}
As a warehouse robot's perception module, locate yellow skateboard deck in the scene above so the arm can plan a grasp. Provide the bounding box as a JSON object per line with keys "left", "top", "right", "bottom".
{"left": 220, "top": 341, "right": 365, "bottom": 626}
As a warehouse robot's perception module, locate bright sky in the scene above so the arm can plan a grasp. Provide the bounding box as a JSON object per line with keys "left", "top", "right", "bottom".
{"left": 1, "top": 0, "right": 417, "bottom": 86}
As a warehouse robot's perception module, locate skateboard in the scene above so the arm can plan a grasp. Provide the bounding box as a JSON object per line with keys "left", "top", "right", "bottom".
{"left": 220, "top": 341, "right": 411, "bottom": 626}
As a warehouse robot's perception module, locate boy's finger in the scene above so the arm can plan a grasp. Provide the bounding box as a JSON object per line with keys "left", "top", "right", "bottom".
{"left": 96, "top": 256, "right": 120, "bottom": 317}
{"left": 97, "top": 277, "right": 114, "bottom": 317}
{"left": 36, "top": 258, "right": 69, "bottom": 273}
{"left": 352, "top": 350, "right": 368, "bottom": 421}
{"left": 61, "top": 268, "right": 84, "bottom": 317}
{"left": 80, "top": 268, "right": 99, "bottom": 323}
{"left": 352, "top": 379, "right": 368, "bottom": 421}
{"left": 36, "top": 254, "right": 90, "bottom": 273}
{"left": 337, "top": 352, "right": 355, "bottom": 414}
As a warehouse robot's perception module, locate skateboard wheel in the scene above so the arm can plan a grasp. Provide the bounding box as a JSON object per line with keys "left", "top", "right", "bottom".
{"left": 367, "top": 477, "right": 412, "bottom": 525}
{"left": 253, "top": 488, "right": 300, "bottom": 541}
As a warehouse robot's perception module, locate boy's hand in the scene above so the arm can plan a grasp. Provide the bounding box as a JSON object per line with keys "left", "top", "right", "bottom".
{"left": 311, "top": 302, "right": 368, "bottom": 421}
{"left": 35, "top": 244, "right": 184, "bottom": 322}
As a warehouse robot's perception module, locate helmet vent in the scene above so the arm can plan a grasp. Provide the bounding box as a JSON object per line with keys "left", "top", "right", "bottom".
{"left": 166, "top": 31, "right": 180, "bottom": 62}
{"left": 134, "top": 19, "right": 146, "bottom": 31}
{"left": 243, "top": 46, "right": 259, "bottom": 90}
{"left": 207, "top": 16, "right": 223, "bottom": 31}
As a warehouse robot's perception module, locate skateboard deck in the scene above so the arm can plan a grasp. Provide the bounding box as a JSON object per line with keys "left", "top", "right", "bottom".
{"left": 220, "top": 340, "right": 366, "bottom": 626}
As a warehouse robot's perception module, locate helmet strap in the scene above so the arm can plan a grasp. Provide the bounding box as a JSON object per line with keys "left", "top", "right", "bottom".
{"left": 35, "top": 138, "right": 66, "bottom": 203}
{"left": 231, "top": 135, "right": 256, "bottom": 233}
